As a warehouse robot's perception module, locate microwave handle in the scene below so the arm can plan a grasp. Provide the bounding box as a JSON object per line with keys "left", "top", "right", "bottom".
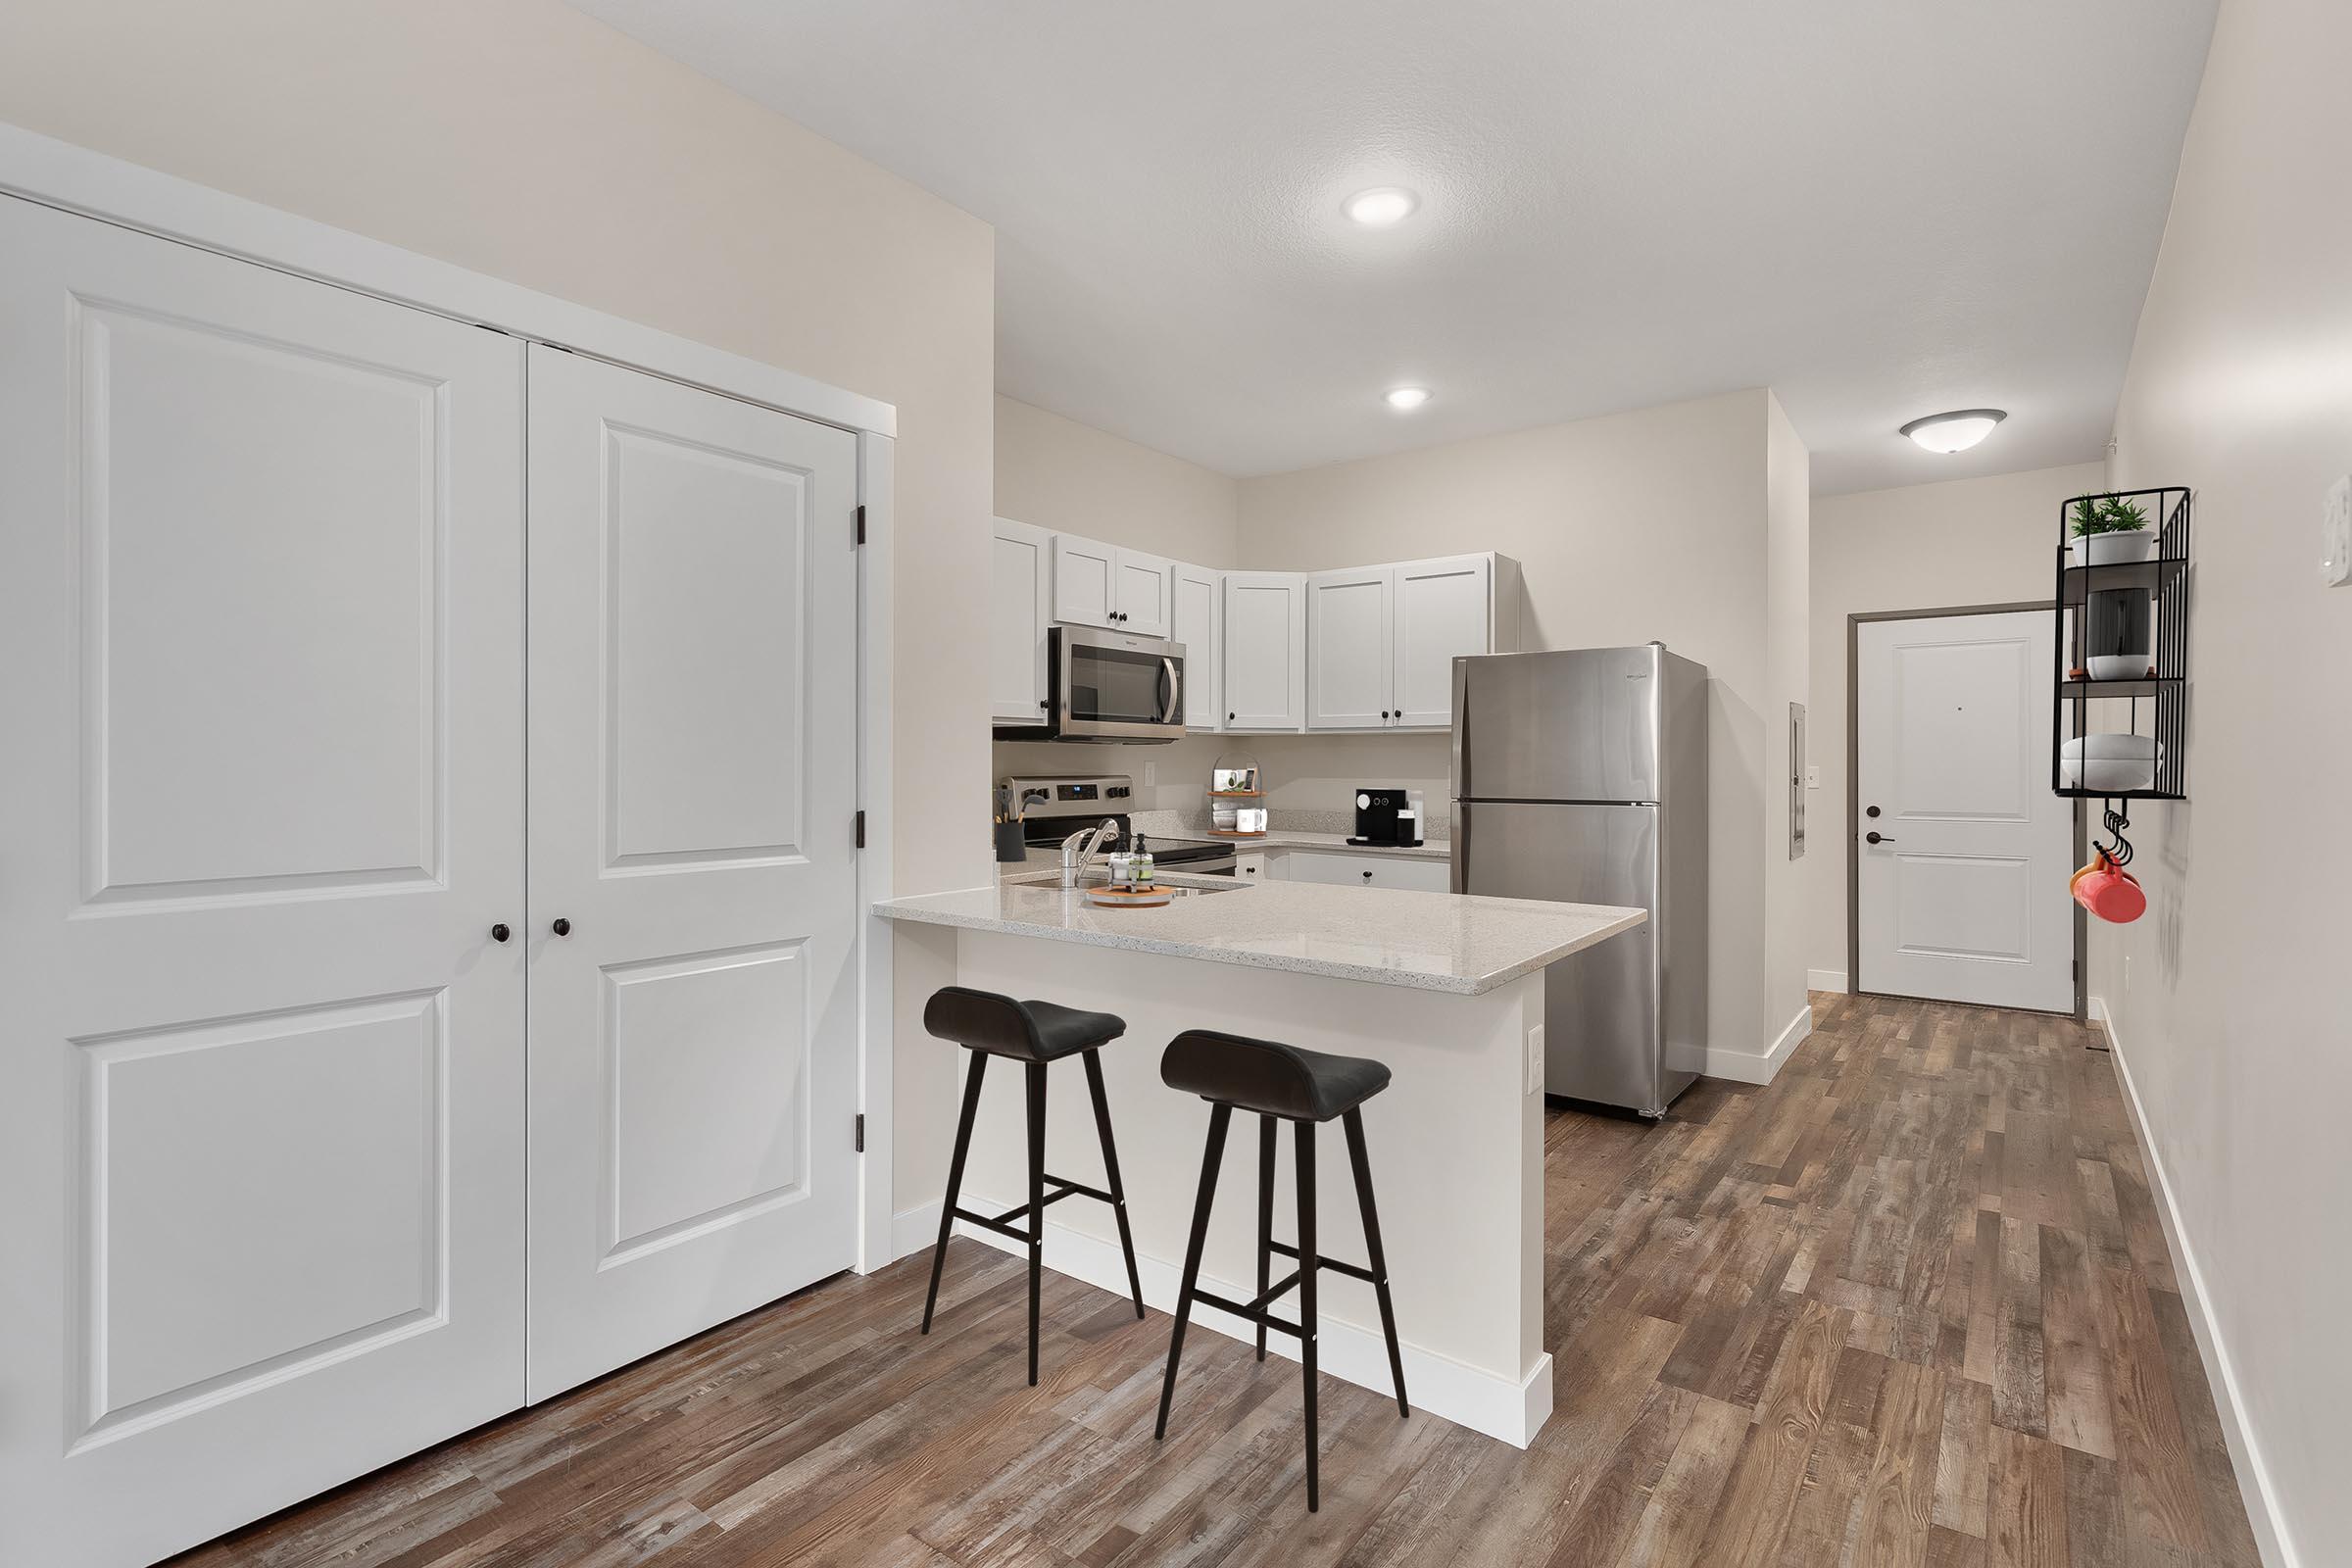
{"left": 1158, "top": 657, "right": 1182, "bottom": 723}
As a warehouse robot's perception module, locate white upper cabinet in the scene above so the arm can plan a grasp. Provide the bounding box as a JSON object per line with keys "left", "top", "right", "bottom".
{"left": 1305, "top": 567, "right": 1396, "bottom": 729}
{"left": 1394, "top": 555, "right": 1511, "bottom": 728}
{"left": 1054, "top": 535, "right": 1170, "bottom": 635}
{"left": 990, "top": 518, "right": 1053, "bottom": 725}
{"left": 1052, "top": 534, "right": 1117, "bottom": 628}
{"left": 1222, "top": 572, "right": 1307, "bottom": 730}
{"left": 1171, "top": 564, "right": 1222, "bottom": 730}
{"left": 1112, "top": 549, "right": 1173, "bottom": 637}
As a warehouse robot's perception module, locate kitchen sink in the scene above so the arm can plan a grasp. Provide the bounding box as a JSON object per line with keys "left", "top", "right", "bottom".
{"left": 1008, "top": 872, "right": 1247, "bottom": 896}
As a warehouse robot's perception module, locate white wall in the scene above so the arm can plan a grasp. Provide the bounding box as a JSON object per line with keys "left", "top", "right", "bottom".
{"left": 1237, "top": 389, "right": 1807, "bottom": 1065}
{"left": 0, "top": 0, "right": 998, "bottom": 1234}
{"left": 1806, "top": 462, "right": 2107, "bottom": 983}
{"left": 1763, "top": 395, "right": 1812, "bottom": 1038}
{"left": 2091, "top": 0, "right": 2352, "bottom": 1559}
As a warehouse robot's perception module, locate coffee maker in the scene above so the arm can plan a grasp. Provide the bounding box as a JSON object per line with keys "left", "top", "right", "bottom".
{"left": 1348, "top": 787, "right": 1416, "bottom": 847}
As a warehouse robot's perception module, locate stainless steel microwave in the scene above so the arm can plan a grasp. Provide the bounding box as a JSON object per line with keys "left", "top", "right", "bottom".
{"left": 1000, "top": 624, "right": 1186, "bottom": 743}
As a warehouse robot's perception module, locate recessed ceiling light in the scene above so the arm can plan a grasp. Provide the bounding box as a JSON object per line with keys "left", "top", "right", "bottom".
{"left": 1384, "top": 386, "right": 1431, "bottom": 410}
{"left": 1345, "top": 187, "right": 1419, "bottom": 227}
{"left": 1900, "top": 409, "right": 2007, "bottom": 453}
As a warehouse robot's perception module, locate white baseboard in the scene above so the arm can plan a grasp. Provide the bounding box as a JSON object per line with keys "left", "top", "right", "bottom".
{"left": 1702, "top": 1001, "right": 1813, "bottom": 1086}
{"left": 2093, "top": 997, "right": 2299, "bottom": 1568}
{"left": 945, "top": 1187, "right": 1549, "bottom": 1448}
{"left": 892, "top": 1199, "right": 945, "bottom": 1263}
{"left": 1806, "top": 968, "right": 1850, "bottom": 994}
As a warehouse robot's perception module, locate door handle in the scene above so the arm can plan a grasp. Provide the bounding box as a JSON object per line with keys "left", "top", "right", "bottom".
{"left": 552, "top": 917, "right": 572, "bottom": 936}
{"left": 1865, "top": 832, "right": 1894, "bottom": 845}
{"left": 490, "top": 923, "right": 511, "bottom": 943}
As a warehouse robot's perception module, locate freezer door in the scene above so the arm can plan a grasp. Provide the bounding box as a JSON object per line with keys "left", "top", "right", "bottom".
{"left": 1453, "top": 646, "right": 1662, "bottom": 804}
{"left": 1455, "top": 801, "right": 1663, "bottom": 1111}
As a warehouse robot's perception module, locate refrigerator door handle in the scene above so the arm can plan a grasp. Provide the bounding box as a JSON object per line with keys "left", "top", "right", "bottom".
{"left": 1450, "top": 654, "right": 1470, "bottom": 809}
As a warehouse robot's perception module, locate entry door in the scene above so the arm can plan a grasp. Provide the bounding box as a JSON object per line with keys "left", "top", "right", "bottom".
{"left": 524, "top": 346, "right": 862, "bottom": 1399}
{"left": 1856, "top": 611, "right": 2075, "bottom": 1011}
{"left": 0, "top": 197, "right": 526, "bottom": 1568}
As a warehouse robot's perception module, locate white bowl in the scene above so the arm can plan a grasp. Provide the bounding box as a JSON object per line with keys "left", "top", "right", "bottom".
{"left": 2085, "top": 653, "right": 2152, "bottom": 680}
{"left": 2060, "top": 733, "right": 2159, "bottom": 791}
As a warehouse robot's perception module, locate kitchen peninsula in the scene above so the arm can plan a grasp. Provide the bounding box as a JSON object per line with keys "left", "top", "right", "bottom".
{"left": 875, "top": 873, "right": 1644, "bottom": 1446}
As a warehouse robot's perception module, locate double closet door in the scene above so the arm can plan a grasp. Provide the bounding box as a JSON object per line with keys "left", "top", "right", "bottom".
{"left": 0, "top": 196, "right": 862, "bottom": 1568}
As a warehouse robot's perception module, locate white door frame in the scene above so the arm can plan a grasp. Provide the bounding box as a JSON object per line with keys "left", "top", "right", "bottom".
{"left": 0, "top": 122, "right": 902, "bottom": 1274}
{"left": 1846, "top": 602, "right": 2082, "bottom": 1019}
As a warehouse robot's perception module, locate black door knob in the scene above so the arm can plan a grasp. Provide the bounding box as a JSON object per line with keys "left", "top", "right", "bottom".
{"left": 552, "top": 917, "right": 572, "bottom": 936}
{"left": 1866, "top": 832, "right": 1893, "bottom": 845}
{"left": 1866, "top": 805, "right": 1882, "bottom": 818}
{"left": 490, "top": 923, "right": 511, "bottom": 943}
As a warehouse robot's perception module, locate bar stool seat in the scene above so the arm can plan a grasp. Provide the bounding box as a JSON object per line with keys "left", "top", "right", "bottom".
{"left": 1159, "top": 1031, "right": 1390, "bottom": 1121}
{"left": 917, "top": 986, "right": 1145, "bottom": 1386}
{"left": 1154, "top": 1027, "right": 1408, "bottom": 1513}
{"left": 926, "top": 989, "right": 1126, "bottom": 1062}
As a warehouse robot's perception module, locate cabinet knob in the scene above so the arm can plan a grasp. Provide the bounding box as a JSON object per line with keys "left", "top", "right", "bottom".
{"left": 1228, "top": 711, "right": 1236, "bottom": 721}
{"left": 1039, "top": 699, "right": 1048, "bottom": 710}
{"left": 552, "top": 917, "right": 572, "bottom": 936}
{"left": 490, "top": 923, "right": 511, "bottom": 943}
{"left": 1361, "top": 869, "right": 1374, "bottom": 880}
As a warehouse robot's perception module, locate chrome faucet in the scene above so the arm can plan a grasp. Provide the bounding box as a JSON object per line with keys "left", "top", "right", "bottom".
{"left": 1058, "top": 817, "right": 1119, "bottom": 888}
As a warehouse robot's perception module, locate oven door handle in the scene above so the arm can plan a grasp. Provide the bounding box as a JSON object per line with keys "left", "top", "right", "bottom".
{"left": 1158, "top": 657, "right": 1182, "bottom": 724}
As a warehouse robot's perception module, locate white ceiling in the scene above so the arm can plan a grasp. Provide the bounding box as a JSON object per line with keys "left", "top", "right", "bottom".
{"left": 567, "top": 0, "right": 2217, "bottom": 492}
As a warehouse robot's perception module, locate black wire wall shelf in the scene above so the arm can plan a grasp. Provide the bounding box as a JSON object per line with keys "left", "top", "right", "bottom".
{"left": 2052, "top": 487, "right": 2189, "bottom": 804}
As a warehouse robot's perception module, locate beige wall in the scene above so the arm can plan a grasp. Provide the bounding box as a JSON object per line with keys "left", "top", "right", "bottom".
{"left": 995, "top": 395, "right": 1240, "bottom": 564}
{"left": 1238, "top": 389, "right": 1807, "bottom": 1064}
{"left": 2091, "top": 0, "right": 2352, "bottom": 1559}
{"left": 1806, "top": 463, "right": 2106, "bottom": 981}
{"left": 1763, "top": 395, "right": 1812, "bottom": 1036}
{"left": 0, "top": 0, "right": 997, "bottom": 1228}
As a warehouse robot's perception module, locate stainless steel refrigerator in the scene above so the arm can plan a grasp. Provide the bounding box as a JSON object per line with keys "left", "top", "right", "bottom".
{"left": 1450, "top": 644, "right": 1707, "bottom": 1117}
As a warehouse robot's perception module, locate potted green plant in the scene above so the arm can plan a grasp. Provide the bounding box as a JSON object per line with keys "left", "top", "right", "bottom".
{"left": 2068, "top": 495, "right": 2157, "bottom": 566}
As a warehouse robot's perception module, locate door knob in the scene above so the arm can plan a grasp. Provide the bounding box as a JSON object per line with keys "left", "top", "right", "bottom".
{"left": 1866, "top": 832, "right": 1893, "bottom": 845}
{"left": 1866, "top": 805, "right": 1882, "bottom": 818}
{"left": 490, "top": 923, "right": 511, "bottom": 943}
{"left": 552, "top": 917, "right": 572, "bottom": 936}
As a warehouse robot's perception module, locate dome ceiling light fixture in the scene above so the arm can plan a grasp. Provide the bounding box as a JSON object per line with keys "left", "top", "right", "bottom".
{"left": 1384, "top": 386, "right": 1431, "bottom": 411}
{"left": 1344, "top": 187, "right": 1419, "bottom": 226}
{"left": 1900, "top": 408, "right": 2007, "bottom": 453}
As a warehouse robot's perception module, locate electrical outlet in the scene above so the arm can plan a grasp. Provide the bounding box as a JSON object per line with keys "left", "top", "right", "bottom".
{"left": 2325, "top": 474, "right": 2352, "bottom": 587}
{"left": 1144, "top": 759, "right": 1157, "bottom": 785}
{"left": 1525, "top": 1024, "right": 1545, "bottom": 1096}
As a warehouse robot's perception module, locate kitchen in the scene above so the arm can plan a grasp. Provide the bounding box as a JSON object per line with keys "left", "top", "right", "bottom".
{"left": 0, "top": 3, "right": 2330, "bottom": 1565}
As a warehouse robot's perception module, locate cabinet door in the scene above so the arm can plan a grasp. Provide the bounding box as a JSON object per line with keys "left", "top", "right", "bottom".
{"left": 1393, "top": 555, "right": 1494, "bottom": 728}
{"left": 1281, "top": 852, "right": 1450, "bottom": 892}
{"left": 990, "top": 519, "right": 1052, "bottom": 724}
{"left": 1113, "top": 549, "right": 1173, "bottom": 637}
{"left": 1222, "top": 572, "right": 1306, "bottom": 729}
{"left": 525, "top": 347, "right": 861, "bottom": 1401}
{"left": 1171, "top": 564, "right": 1222, "bottom": 730}
{"left": 0, "top": 196, "right": 526, "bottom": 1568}
{"left": 1305, "top": 567, "right": 1396, "bottom": 729}
{"left": 1053, "top": 534, "right": 1116, "bottom": 627}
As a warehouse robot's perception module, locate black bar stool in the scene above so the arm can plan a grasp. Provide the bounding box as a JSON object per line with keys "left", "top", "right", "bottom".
{"left": 918, "top": 986, "right": 1146, "bottom": 1385}
{"left": 1152, "top": 1030, "right": 1407, "bottom": 1512}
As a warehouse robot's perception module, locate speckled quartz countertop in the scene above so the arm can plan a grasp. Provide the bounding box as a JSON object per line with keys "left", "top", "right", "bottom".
{"left": 874, "top": 874, "right": 1644, "bottom": 995}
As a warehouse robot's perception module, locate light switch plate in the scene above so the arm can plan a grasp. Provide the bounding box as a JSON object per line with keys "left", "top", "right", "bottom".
{"left": 1525, "top": 1024, "right": 1545, "bottom": 1096}
{"left": 2324, "top": 474, "right": 2352, "bottom": 587}
{"left": 1806, "top": 765, "right": 1822, "bottom": 789}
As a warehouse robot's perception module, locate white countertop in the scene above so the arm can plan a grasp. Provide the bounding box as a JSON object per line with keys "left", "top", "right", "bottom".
{"left": 874, "top": 873, "right": 1644, "bottom": 995}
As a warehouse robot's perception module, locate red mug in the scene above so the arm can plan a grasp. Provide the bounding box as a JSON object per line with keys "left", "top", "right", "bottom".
{"left": 2073, "top": 851, "right": 2146, "bottom": 923}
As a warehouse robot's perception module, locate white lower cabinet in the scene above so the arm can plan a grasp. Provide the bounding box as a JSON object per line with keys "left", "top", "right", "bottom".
{"left": 1266, "top": 851, "right": 1451, "bottom": 892}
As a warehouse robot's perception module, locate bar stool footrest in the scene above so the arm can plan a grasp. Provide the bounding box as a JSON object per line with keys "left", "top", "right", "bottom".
{"left": 1190, "top": 1287, "right": 1305, "bottom": 1340}
{"left": 1267, "top": 1239, "right": 1381, "bottom": 1285}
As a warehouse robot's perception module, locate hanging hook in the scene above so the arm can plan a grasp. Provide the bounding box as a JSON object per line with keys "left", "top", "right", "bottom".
{"left": 2100, "top": 799, "right": 2134, "bottom": 868}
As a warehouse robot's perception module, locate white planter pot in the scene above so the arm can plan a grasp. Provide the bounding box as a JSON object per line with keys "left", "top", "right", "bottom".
{"left": 2069, "top": 529, "right": 2157, "bottom": 567}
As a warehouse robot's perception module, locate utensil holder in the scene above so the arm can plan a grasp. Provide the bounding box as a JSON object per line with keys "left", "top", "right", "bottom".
{"left": 994, "top": 821, "right": 1028, "bottom": 863}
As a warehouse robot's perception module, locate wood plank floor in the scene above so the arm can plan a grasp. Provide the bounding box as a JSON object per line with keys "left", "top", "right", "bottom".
{"left": 170, "top": 993, "right": 2261, "bottom": 1568}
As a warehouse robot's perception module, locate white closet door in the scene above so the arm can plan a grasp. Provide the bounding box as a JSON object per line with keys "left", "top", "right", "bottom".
{"left": 524, "top": 347, "right": 862, "bottom": 1400}
{"left": 0, "top": 196, "right": 527, "bottom": 1568}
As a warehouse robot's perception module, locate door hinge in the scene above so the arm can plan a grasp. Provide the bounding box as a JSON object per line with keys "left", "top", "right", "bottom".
{"left": 855, "top": 808, "right": 866, "bottom": 849}
{"left": 855, "top": 504, "right": 867, "bottom": 546}
{"left": 855, "top": 1113, "right": 865, "bottom": 1152}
